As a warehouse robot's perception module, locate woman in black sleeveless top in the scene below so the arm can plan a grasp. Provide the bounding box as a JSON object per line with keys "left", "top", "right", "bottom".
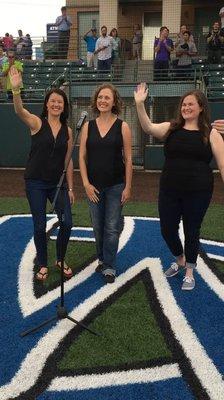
{"left": 135, "top": 83, "right": 224, "bottom": 291}
{"left": 10, "top": 67, "right": 74, "bottom": 281}
{"left": 79, "top": 83, "right": 132, "bottom": 283}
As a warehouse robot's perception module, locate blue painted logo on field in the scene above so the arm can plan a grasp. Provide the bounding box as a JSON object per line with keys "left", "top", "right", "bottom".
{"left": 0, "top": 215, "right": 223, "bottom": 400}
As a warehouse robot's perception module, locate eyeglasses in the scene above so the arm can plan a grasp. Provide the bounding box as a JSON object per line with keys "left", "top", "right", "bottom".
{"left": 8, "top": 56, "right": 15, "bottom": 59}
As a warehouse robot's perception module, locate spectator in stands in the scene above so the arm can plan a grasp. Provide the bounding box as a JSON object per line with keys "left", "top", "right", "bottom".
{"left": 79, "top": 83, "right": 132, "bottom": 284}
{"left": 2, "top": 33, "right": 14, "bottom": 52}
{"left": 0, "top": 45, "right": 7, "bottom": 68}
{"left": 154, "top": 26, "right": 174, "bottom": 80}
{"left": 24, "top": 33, "right": 33, "bottom": 60}
{"left": 206, "top": 22, "right": 224, "bottom": 64}
{"left": 15, "top": 29, "right": 26, "bottom": 59}
{"left": 134, "top": 83, "right": 224, "bottom": 291}
{"left": 175, "top": 25, "right": 194, "bottom": 48}
{"left": 9, "top": 67, "right": 74, "bottom": 281}
{"left": 132, "top": 24, "right": 143, "bottom": 60}
{"left": 0, "top": 45, "right": 7, "bottom": 90}
{"left": 219, "top": 7, "right": 224, "bottom": 29}
{"left": 2, "top": 49, "right": 23, "bottom": 100}
{"left": 175, "top": 30, "right": 197, "bottom": 78}
{"left": 83, "top": 28, "right": 98, "bottom": 69}
{"left": 94, "top": 26, "right": 114, "bottom": 71}
{"left": 55, "top": 6, "right": 72, "bottom": 59}
{"left": 110, "top": 28, "right": 121, "bottom": 64}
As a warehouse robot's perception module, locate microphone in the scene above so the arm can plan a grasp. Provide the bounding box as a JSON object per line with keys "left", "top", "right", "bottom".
{"left": 76, "top": 111, "right": 88, "bottom": 130}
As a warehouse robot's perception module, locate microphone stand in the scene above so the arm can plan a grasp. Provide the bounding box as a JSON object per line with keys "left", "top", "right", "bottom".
{"left": 21, "top": 114, "right": 100, "bottom": 337}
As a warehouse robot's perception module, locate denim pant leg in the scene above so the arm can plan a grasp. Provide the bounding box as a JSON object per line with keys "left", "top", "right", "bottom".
{"left": 158, "top": 189, "right": 184, "bottom": 258}
{"left": 48, "top": 187, "right": 73, "bottom": 262}
{"left": 88, "top": 193, "right": 105, "bottom": 263}
{"left": 103, "top": 183, "right": 124, "bottom": 270}
{"left": 25, "top": 180, "right": 48, "bottom": 266}
{"left": 182, "top": 191, "right": 212, "bottom": 267}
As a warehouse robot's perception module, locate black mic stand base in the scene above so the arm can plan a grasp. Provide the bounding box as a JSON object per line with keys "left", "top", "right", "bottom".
{"left": 20, "top": 304, "right": 100, "bottom": 337}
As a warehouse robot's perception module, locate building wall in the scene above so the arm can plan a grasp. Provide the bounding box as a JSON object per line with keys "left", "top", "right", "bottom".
{"left": 118, "top": 3, "right": 161, "bottom": 41}
{"left": 67, "top": 5, "right": 99, "bottom": 59}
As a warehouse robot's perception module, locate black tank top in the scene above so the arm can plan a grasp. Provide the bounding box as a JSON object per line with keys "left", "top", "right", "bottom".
{"left": 160, "top": 128, "right": 214, "bottom": 191}
{"left": 86, "top": 118, "right": 125, "bottom": 190}
{"left": 24, "top": 118, "right": 69, "bottom": 183}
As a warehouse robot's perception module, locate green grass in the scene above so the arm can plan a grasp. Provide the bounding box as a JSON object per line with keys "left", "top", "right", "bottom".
{"left": 59, "top": 280, "right": 171, "bottom": 371}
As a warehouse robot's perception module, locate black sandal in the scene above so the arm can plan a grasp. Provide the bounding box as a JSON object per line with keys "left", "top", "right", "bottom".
{"left": 55, "top": 261, "right": 73, "bottom": 279}
{"left": 36, "top": 267, "right": 48, "bottom": 281}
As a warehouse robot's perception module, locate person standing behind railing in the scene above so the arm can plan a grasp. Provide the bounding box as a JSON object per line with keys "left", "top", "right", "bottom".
{"left": 110, "top": 28, "right": 121, "bottom": 64}
{"left": 2, "top": 49, "right": 23, "bottom": 100}
{"left": 94, "top": 26, "right": 114, "bottom": 71}
{"left": 132, "top": 24, "right": 142, "bottom": 60}
{"left": 83, "top": 28, "right": 98, "bottom": 69}
{"left": 175, "top": 25, "right": 194, "bottom": 48}
{"left": 175, "top": 30, "right": 197, "bottom": 79}
{"left": 55, "top": 6, "right": 72, "bottom": 59}
{"left": 154, "top": 26, "right": 174, "bottom": 80}
{"left": 206, "top": 22, "right": 224, "bottom": 64}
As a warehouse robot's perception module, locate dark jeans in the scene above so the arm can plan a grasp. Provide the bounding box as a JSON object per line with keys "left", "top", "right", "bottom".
{"left": 154, "top": 60, "right": 169, "bottom": 80}
{"left": 97, "top": 58, "right": 112, "bottom": 71}
{"left": 158, "top": 188, "right": 212, "bottom": 267}
{"left": 58, "top": 30, "right": 70, "bottom": 59}
{"left": 25, "top": 179, "right": 73, "bottom": 266}
{"left": 88, "top": 183, "right": 124, "bottom": 271}
{"left": 207, "top": 48, "right": 222, "bottom": 64}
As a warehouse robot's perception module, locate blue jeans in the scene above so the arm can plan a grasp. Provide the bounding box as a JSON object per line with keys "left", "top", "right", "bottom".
{"left": 25, "top": 179, "right": 73, "bottom": 266}
{"left": 88, "top": 183, "right": 124, "bottom": 270}
{"left": 158, "top": 188, "right": 212, "bottom": 267}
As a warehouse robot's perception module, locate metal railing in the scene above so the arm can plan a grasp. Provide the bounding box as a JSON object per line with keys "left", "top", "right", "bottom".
{"left": 1, "top": 32, "right": 221, "bottom": 62}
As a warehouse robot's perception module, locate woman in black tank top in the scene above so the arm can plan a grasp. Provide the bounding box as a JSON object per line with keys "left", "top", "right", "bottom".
{"left": 10, "top": 67, "right": 74, "bottom": 281}
{"left": 79, "top": 83, "right": 132, "bottom": 283}
{"left": 135, "top": 83, "right": 224, "bottom": 291}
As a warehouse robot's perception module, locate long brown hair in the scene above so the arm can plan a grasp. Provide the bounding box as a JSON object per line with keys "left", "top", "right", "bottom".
{"left": 91, "top": 83, "right": 123, "bottom": 115}
{"left": 169, "top": 90, "right": 211, "bottom": 143}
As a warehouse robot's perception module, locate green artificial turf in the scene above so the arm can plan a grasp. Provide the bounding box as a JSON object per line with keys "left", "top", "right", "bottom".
{"left": 59, "top": 280, "right": 171, "bottom": 371}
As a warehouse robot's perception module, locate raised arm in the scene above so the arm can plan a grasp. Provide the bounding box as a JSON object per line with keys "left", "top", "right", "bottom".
{"left": 9, "top": 66, "right": 41, "bottom": 133}
{"left": 210, "top": 128, "right": 224, "bottom": 183}
{"left": 134, "top": 82, "right": 170, "bottom": 140}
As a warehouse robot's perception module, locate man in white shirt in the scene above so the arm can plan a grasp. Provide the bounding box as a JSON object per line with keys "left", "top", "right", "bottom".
{"left": 55, "top": 6, "right": 72, "bottom": 59}
{"left": 219, "top": 7, "right": 224, "bottom": 28}
{"left": 94, "top": 26, "right": 113, "bottom": 71}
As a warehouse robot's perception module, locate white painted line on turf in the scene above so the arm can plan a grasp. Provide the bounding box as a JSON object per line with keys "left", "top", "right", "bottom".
{"left": 2, "top": 256, "right": 224, "bottom": 400}
{"left": 0, "top": 215, "right": 12, "bottom": 224}
{"left": 0, "top": 258, "right": 153, "bottom": 400}
{"left": 201, "top": 238, "right": 224, "bottom": 247}
{"left": 196, "top": 256, "right": 224, "bottom": 301}
{"left": 206, "top": 254, "right": 224, "bottom": 262}
{"left": 18, "top": 216, "right": 134, "bottom": 317}
{"left": 49, "top": 364, "right": 181, "bottom": 391}
{"left": 151, "top": 263, "right": 224, "bottom": 400}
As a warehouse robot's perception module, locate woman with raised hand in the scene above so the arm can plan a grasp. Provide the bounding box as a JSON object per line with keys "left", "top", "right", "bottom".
{"left": 79, "top": 83, "right": 132, "bottom": 283}
{"left": 9, "top": 66, "right": 74, "bottom": 281}
{"left": 134, "top": 82, "right": 224, "bottom": 290}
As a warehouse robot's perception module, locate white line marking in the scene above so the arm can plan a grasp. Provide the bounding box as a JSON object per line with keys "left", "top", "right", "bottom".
{"left": 49, "top": 364, "right": 181, "bottom": 391}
